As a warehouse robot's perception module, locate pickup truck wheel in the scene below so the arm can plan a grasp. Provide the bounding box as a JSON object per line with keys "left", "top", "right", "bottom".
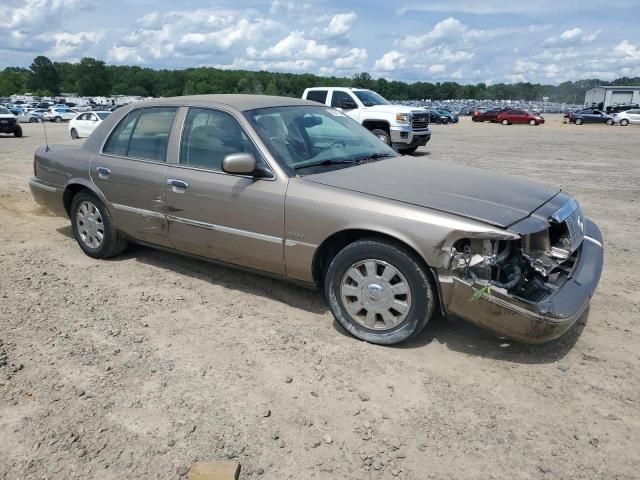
{"left": 70, "top": 192, "right": 127, "bottom": 259}
{"left": 54, "top": 116, "right": 62, "bottom": 123}
{"left": 575, "top": 118, "right": 583, "bottom": 125}
{"left": 13, "top": 126, "right": 22, "bottom": 138}
{"left": 620, "top": 119, "right": 629, "bottom": 126}
{"left": 398, "top": 146, "right": 418, "bottom": 155}
{"left": 325, "top": 238, "right": 436, "bottom": 345}
{"left": 501, "top": 119, "right": 509, "bottom": 125}
{"left": 371, "top": 129, "right": 391, "bottom": 145}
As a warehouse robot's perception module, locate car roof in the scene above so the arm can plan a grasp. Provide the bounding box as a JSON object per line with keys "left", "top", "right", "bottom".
{"left": 142, "top": 94, "right": 317, "bottom": 112}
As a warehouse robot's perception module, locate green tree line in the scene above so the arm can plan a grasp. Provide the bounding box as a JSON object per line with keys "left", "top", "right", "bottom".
{"left": 1, "top": 55, "right": 638, "bottom": 103}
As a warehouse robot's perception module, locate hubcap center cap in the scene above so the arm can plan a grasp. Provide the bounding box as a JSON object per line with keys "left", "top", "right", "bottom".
{"left": 367, "top": 283, "right": 383, "bottom": 300}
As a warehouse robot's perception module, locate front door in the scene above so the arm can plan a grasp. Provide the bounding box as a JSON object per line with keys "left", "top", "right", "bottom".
{"left": 90, "top": 106, "right": 178, "bottom": 247}
{"left": 165, "top": 107, "right": 287, "bottom": 275}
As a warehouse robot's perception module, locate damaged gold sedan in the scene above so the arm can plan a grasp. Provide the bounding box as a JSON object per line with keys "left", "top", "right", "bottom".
{"left": 29, "top": 95, "right": 603, "bottom": 345}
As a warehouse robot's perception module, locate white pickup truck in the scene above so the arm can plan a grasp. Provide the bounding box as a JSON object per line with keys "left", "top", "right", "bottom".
{"left": 302, "top": 87, "right": 431, "bottom": 154}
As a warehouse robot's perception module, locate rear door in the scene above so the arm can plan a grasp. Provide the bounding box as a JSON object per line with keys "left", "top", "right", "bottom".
{"left": 90, "top": 106, "right": 177, "bottom": 247}
{"left": 627, "top": 109, "right": 640, "bottom": 124}
{"left": 164, "top": 106, "right": 287, "bottom": 274}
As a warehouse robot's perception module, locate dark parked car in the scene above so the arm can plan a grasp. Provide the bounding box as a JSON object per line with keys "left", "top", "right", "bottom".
{"left": 427, "top": 109, "right": 457, "bottom": 124}
{"left": 496, "top": 109, "right": 545, "bottom": 126}
{"left": 471, "top": 107, "right": 509, "bottom": 123}
{"left": 569, "top": 109, "right": 613, "bottom": 125}
{"left": 0, "top": 106, "right": 22, "bottom": 137}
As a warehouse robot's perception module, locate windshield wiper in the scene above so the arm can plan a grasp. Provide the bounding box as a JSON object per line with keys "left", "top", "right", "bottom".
{"left": 294, "top": 159, "right": 357, "bottom": 170}
{"left": 294, "top": 153, "right": 394, "bottom": 171}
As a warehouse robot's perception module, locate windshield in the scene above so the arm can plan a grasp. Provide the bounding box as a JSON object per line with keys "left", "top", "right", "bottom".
{"left": 244, "top": 105, "right": 397, "bottom": 175}
{"left": 97, "top": 112, "right": 111, "bottom": 120}
{"left": 0, "top": 107, "right": 11, "bottom": 115}
{"left": 353, "top": 90, "right": 390, "bottom": 107}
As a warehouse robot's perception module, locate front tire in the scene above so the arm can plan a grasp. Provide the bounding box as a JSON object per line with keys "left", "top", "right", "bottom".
{"left": 70, "top": 128, "right": 79, "bottom": 139}
{"left": 370, "top": 128, "right": 391, "bottom": 145}
{"left": 575, "top": 118, "right": 583, "bottom": 125}
{"left": 501, "top": 119, "right": 509, "bottom": 125}
{"left": 606, "top": 119, "right": 614, "bottom": 125}
{"left": 13, "top": 126, "right": 22, "bottom": 138}
{"left": 29, "top": 117, "right": 38, "bottom": 123}
{"left": 620, "top": 119, "right": 629, "bottom": 126}
{"left": 54, "top": 116, "right": 62, "bottom": 123}
{"left": 398, "top": 146, "right": 418, "bottom": 155}
{"left": 529, "top": 119, "right": 537, "bottom": 126}
{"left": 324, "top": 238, "right": 437, "bottom": 345}
{"left": 70, "top": 191, "right": 127, "bottom": 259}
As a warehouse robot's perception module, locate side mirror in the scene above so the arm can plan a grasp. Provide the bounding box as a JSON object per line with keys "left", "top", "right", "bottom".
{"left": 222, "top": 153, "right": 257, "bottom": 175}
{"left": 340, "top": 99, "right": 358, "bottom": 110}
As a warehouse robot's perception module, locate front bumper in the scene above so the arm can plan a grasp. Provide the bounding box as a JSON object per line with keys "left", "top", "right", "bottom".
{"left": 438, "top": 219, "right": 603, "bottom": 343}
{"left": 0, "top": 122, "right": 18, "bottom": 133}
{"left": 390, "top": 126, "right": 431, "bottom": 148}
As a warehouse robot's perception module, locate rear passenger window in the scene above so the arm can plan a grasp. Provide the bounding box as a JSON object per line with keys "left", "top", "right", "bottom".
{"left": 306, "top": 90, "right": 328, "bottom": 104}
{"left": 180, "top": 108, "right": 260, "bottom": 171}
{"left": 103, "top": 107, "right": 177, "bottom": 161}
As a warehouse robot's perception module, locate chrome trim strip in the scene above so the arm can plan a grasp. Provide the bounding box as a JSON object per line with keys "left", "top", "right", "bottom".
{"left": 284, "top": 239, "right": 318, "bottom": 249}
{"left": 29, "top": 179, "right": 58, "bottom": 192}
{"left": 111, "top": 203, "right": 165, "bottom": 219}
{"left": 167, "top": 215, "right": 283, "bottom": 244}
{"left": 584, "top": 235, "right": 603, "bottom": 249}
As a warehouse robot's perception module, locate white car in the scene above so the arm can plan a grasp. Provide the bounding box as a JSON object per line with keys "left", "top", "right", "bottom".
{"left": 17, "top": 110, "right": 44, "bottom": 123}
{"left": 612, "top": 109, "right": 640, "bottom": 126}
{"left": 68, "top": 111, "right": 111, "bottom": 139}
{"left": 44, "top": 107, "right": 77, "bottom": 123}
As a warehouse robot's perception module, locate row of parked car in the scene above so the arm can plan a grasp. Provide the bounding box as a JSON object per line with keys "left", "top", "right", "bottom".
{"left": 564, "top": 105, "right": 640, "bottom": 126}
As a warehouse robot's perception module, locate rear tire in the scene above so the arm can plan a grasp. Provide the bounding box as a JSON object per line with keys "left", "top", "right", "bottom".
{"left": 29, "top": 117, "right": 38, "bottom": 123}
{"left": 575, "top": 118, "right": 583, "bottom": 125}
{"left": 54, "top": 116, "right": 62, "bottom": 123}
{"left": 398, "top": 146, "right": 418, "bottom": 155}
{"left": 324, "top": 238, "right": 436, "bottom": 345}
{"left": 620, "top": 119, "right": 629, "bottom": 126}
{"left": 13, "top": 126, "right": 22, "bottom": 138}
{"left": 371, "top": 128, "right": 391, "bottom": 146}
{"left": 70, "top": 191, "right": 127, "bottom": 259}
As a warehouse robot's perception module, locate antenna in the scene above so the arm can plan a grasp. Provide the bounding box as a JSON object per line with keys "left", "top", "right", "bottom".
{"left": 41, "top": 117, "right": 49, "bottom": 151}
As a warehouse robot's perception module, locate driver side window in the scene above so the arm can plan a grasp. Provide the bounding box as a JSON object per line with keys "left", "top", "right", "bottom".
{"left": 180, "top": 108, "right": 260, "bottom": 171}
{"left": 330, "top": 91, "right": 355, "bottom": 108}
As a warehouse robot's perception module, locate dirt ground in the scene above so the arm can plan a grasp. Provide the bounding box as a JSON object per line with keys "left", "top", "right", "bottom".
{"left": 1, "top": 115, "right": 639, "bottom": 480}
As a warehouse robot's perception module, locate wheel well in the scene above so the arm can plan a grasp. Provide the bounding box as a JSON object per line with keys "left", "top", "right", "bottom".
{"left": 361, "top": 120, "right": 390, "bottom": 134}
{"left": 62, "top": 184, "right": 89, "bottom": 216}
{"left": 312, "top": 229, "right": 428, "bottom": 286}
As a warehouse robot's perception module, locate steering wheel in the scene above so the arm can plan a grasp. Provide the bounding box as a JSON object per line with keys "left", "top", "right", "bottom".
{"left": 327, "top": 139, "right": 347, "bottom": 148}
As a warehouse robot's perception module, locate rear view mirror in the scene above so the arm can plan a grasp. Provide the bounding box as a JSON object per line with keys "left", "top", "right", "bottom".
{"left": 297, "top": 115, "right": 323, "bottom": 128}
{"left": 222, "top": 153, "right": 257, "bottom": 175}
{"left": 340, "top": 99, "right": 358, "bottom": 110}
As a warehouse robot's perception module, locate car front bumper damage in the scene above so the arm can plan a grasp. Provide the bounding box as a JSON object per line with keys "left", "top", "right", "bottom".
{"left": 437, "top": 218, "right": 603, "bottom": 343}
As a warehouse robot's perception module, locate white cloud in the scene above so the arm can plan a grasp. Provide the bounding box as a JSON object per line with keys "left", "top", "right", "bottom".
{"left": 323, "top": 12, "right": 357, "bottom": 37}
{"left": 107, "top": 46, "right": 144, "bottom": 64}
{"left": 334, "top": 48, "right": 368, "bottom": 69}
{"left": 428, "top": 64, "right": 446, "bottom": 74}
{"left": 544, "top": 27, "right": 600, "bottom": 46}
{"left": 46, "top": 31, "right": 104, "bottom": 58}
{"left": 374, "top": 50, "right": 407, "bottom": 71}
{"left": 613, "top": 40, "right": 640, "bottom": 60}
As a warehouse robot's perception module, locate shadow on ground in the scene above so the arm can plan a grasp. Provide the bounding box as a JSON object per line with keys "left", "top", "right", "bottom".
{"left": 57, "top": 225, "right": 586, "bottom": 364}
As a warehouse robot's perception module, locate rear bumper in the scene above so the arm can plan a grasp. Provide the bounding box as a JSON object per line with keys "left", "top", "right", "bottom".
{"left": 29, "top": 176, "right": 67, "bottom": 217}
{"left": 438, "top": 219, "right": 603, "bottom": 343}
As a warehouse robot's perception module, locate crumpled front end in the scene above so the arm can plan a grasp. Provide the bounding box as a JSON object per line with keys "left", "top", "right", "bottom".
{"left": 438, "top": 198, "right": 604, "bottom": 343}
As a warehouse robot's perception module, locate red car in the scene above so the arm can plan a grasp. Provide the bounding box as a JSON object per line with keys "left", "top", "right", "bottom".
{"left": 471, "top": 107, "right": 508, "bottom": 122}
{"left": 496, "top": 109, "right": 544, "bottom": 126}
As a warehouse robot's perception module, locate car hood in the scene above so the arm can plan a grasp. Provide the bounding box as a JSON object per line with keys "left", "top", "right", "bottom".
{"left": 303, "top": 156, "right": 560, "bottom": 229}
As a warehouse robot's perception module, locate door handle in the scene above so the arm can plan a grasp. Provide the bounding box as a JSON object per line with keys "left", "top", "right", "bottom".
{"left": 96, "top": 166, "right": 111, "bottom": 179}
{"left": 167, "top": 178, "right": 189, "bottom": 192}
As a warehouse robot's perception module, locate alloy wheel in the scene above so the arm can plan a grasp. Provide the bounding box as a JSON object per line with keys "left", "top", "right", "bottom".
{"left": 340, "top": 259, "right": 411, "bottom": 330}
{"left": 76, "top": 201, "right": 104, "bottom": 248}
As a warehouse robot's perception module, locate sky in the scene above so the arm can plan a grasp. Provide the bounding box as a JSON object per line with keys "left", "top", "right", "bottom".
{"left": 1, "top": 0, "right": 639, "bottom": 85}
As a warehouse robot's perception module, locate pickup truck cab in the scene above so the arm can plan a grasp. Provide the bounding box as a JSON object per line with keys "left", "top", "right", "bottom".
{"left": 302, "top": 87, "right": 430, "bottom": 154}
